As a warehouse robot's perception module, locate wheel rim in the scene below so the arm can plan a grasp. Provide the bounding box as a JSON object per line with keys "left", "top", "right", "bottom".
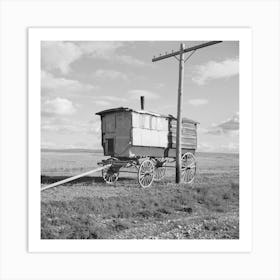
{"left": 138, "top": 159, "right": 155, "bottom": 188}
{"left": 102, "top": 166, "right": 119, "bottom": 185}
{"left": 181, "top": 153, "right": 196, "bottom": 184}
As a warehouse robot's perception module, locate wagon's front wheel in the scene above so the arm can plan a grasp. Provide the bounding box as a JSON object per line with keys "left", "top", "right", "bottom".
{"left": 102, "top": 166, "right": 119, "bottom": 185}
{"left": 181, "top": 152, "right": 196, "bottom": 184}
{"left": 138, "top": 159, "right": 155, "bottom": 188}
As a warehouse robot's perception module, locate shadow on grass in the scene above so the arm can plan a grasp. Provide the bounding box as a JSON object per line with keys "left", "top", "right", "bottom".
{"left": 41, "top": 175, "right": 135, "bottom": 185}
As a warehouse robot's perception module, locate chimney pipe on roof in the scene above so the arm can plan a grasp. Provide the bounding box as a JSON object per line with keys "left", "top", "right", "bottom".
{"left": 140, "top": 96, "right": 144, "bottom": 110}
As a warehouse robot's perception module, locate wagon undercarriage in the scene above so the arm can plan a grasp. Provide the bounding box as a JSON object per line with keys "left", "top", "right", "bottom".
{"left": 98, "top": 152, "right": 196, "bottom": 188}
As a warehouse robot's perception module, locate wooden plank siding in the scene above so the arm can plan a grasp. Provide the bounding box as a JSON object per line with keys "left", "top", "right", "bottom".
{"left": 131, "top": 112, "right": 169, "bottom": 148}
{"left": 96, "top": 107, "right": 198, "bottom": 158}
{"left": 169, "top": 119, "right": 197, "bottom": 150}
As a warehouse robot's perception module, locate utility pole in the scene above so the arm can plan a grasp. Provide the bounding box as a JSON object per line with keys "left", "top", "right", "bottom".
{"left": 176, "top": 43, "right": 184, "bottom": 183}
{"left": 152, "top": 41, "right": 222, "bottom": 183}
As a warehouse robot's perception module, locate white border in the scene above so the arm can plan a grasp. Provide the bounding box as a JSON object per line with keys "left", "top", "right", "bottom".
{"left": 28, "top": 27, "right": 252, "bottom": 253}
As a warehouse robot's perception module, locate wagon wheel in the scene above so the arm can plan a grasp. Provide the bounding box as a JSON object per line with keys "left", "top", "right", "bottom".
{"left": 153, "top": 159, "right": 166, "bottom": 181}
{"left": 181, "top": 152, "right": 196, "bottom": 184}
{"left": 102, "top": 165, "right": 119, "bottom": 185}
{"left": 138, "top": 159, "right": 155, "bottom": 188}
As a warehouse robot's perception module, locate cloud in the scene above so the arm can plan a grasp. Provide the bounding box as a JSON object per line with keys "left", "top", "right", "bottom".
{"left": 197, "top": 127, "right": 208, "bottom": 134}
{"left": 188, "top": 98, "right": 208, "bottom": 106}
{"left": 41, "top": 116, "right": 71, "bottom": 133}
{"left": 90, "top": 95, "right": 127, "bottom": 108}
{"left": 114, "top": 54, "right": 146, "bottom": 66}
{"left": 41, "top": 71, "right": 97, "bottom": 97}
{"left": 94, "top": 100, "right": 111, "bottom": 106}
{"left": 100, "top": 95, "right": 127, "bottom": 102}
{"left": 42, "top": 98, "right": 76, "bottom": 116}
{"left": 42, "top": 123, "right": 81, "bottom": 133}
{"left": 78, "top": 41, "right": 123, "bottom": 58}
{"left": 78, "top": 42, "right": 147, "bottom": 66}
{"left": 128, "top": 89, "right": 159, "bottom": 100}
{"left": 88, "top": 118, "right": 101, "bottom": 135}
{"left": 41, "top": 41, "right": 147, "bottom": 75}
{"left": 206, "top": 112, "right": 239, "bottom": 135}
{"left": 41, "top": 115, "right": 101, "bottom": 136}
{"left": 93, "top": 69, "right": 128, "bottom": 81}
{"left": 41, "top": 41, "right": 82, "bottom": 74}
{"left": 192, "top": 57, "right": 239, "bottom": 85}
{"left": 154, "top": 83, "right": 165, "bottom": 89}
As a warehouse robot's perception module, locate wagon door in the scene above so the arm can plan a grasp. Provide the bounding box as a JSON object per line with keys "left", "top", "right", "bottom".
{"left": 106, "top": 138, "right": 115, "bottom": 156}
{"left": 103, "top": 113, "right": 116, "bottom": 156}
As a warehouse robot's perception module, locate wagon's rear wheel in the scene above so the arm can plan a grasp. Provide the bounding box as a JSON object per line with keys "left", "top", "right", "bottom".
{"left": 153, "top": 159, "right": 166, "bottom": 181}
{"left": 138, "top": 159, "right": 155, "bottom": 188}
{"left": 102, "top": 165, "right": 119, "bottom": 185}
{"left": 181, "top": 152, "right": 196, "bottom": 184}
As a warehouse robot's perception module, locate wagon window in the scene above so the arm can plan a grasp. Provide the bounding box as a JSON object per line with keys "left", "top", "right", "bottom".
{"left": 144, "top": 115, "right": 150, "bottom": 129}
{"left": 139, "top": 114, "right": 144, "bottom": 128}
{"left": 139, "top": 114, "right": 150, "bottom": 129}
{"left": 150, "top": 116, "right": 157, "bottom": 130}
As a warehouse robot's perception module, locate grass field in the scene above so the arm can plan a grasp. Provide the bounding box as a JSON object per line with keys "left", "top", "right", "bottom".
{"left": 41, "top": 150, "right": 239, "bottom": 239}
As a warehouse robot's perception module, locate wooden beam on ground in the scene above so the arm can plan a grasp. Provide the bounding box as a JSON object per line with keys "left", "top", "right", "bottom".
{"left": 41, "top": 164, "right": 111, "bottom": 192}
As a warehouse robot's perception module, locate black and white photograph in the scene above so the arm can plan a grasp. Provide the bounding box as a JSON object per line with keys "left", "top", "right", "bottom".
{"left": 40, "top": 40, "right": 239, "bottom": 240}
{"left": 2, "top": 0, "right": 280, "bottom": 279}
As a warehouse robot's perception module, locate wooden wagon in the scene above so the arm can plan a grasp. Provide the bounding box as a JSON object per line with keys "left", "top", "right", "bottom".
{"left": 96, "top": 107, "right": 198, "bottom": 188}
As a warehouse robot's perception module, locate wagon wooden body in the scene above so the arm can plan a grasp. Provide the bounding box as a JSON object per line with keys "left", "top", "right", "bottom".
{"left": 96, "top": 107, "right": 198, "bottom": 158}
{"left": 96, "top": 107, "right": 198, "bottom": 187}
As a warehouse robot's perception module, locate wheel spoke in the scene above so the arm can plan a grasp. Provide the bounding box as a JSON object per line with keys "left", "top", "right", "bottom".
{"left": 181, "top": 153, "right": 196, "bottom": 184}
{"left": 146, "top": 177, "right": 151, "bottom": 186}
{"left": 183, "top": 171, "right": 187, "bottom": 182}
{"left": 138, "top": 159, "right": 154, "bottom": 188}
{"left": 142, "top": 176, "right": 147, "bottom": 186}
{"left": 102, "top": 166, "right": 119, "bottom": 185}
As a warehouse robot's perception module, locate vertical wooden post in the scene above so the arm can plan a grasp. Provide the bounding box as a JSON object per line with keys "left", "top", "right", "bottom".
{"left": 175, "top": 43, "right": 185, "bottom": 183}
{"left": 151, "top": 41, "right": 222, "bottom": 184}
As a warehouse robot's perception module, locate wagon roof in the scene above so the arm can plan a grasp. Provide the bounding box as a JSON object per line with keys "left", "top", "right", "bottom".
{"left": 95, "top": 107, "right": 199, "bottom": 124}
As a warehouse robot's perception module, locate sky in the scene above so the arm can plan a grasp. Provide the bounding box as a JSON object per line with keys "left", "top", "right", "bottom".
{"left": 41, "top": 41, "right": 239, "bottom": 153}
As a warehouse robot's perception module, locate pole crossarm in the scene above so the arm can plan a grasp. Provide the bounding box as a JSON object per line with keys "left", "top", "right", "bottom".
{"left": 152, "top": 41, "right": 222, "bottom": 62}
{"left": 151, "top": 40, "right": 222, "bottom": 183}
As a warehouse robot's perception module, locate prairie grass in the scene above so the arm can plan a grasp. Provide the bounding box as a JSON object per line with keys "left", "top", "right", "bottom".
{"left": 41, "top": 151, "right": 239, "bottom": 239}
{"left": 41, "top": 181, "right": 239, "bottom": 239}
